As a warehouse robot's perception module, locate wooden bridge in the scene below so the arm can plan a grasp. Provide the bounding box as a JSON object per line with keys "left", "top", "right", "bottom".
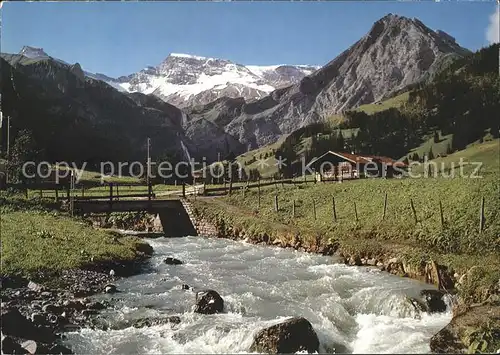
{"left": 73, "top": 198, "right": 183, "bottom": 214}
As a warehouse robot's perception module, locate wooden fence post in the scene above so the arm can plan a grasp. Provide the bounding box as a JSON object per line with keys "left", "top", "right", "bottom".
{"left": 410, "top": 198, "right": 418, "bottom": 224}
{"left": 274, "top": 194, "right": 279, "bottom": 212}
{"left": 54, "top": 188, "right": 58, "bottom": 202}
{"left": 354, "top": 201, "right": 358, "bottom": 223}
{"left": 292, "top": 200, "right": 296, "bottom": 218}
{"left": 332, "top": 196, "right": 337, "bottom": 222}
{"left": 258, "top": 180, "right": 261, "bottom": 209}
{"left": 439, "top": 200, "right": 444, "bottom": 229}
{"left": 81, "top": 186, "right": 85, "bottom": 198}
{"left": 66, "top": 183, "right": 70, "bottom": 200}
{"left": 109, "top": 183, "right": 113, "bottom": 202}
{"left": 313, "top": 200, "right": 317, "bottom": 220}
{"left": 479, "top": 196, "right": 485, "bottom": 233}
{"left": 382, "top": 192, "right": 387, "bottom": 221}
{"left": 182, "top": 181, "right": 186, "bottom": 198}
{"left": 229, "top": 179, "right": 233, "bottom": 196}
{"left": 70, "top": 174, "right": 75, "bottom": 217}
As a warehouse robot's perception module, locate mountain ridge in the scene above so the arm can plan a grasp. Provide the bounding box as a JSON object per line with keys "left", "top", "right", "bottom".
{"left": 2, "top": 14, "right": 472, "bottom": 164}
{"left": 11, "top": 46, "right": 320, "bottom": 108}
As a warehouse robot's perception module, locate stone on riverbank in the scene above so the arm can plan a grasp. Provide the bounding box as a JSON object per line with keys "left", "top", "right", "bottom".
{"left": 194, "top": 290, "right": 224, "bottom": 314}
{"left": 430, "top": 303, "right": 500, "bottom": 353}
{"left": 1, "top": 308, "right": 55, "bottom": 343}
{"left": 1, "top": 334, "right": 25, "bottom": 354}
{"left": 250, "top": 317, "right": 320, "bottom": 354}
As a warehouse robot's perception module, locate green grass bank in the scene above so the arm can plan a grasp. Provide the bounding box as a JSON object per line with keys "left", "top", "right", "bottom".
{"left": 0, "top": 194, "right": 152, "bottom": 277}
{"left": 192, "top": 141, "right": 500, "bottom": 298}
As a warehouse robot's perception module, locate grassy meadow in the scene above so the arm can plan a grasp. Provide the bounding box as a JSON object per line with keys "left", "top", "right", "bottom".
{"left": 193, "top": 139, "right": 500, "bottom": 300}
{"left": 0, "top": 195, "right": 151, "bottom": 276}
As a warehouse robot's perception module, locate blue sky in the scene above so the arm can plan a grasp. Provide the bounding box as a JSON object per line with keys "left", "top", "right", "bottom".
{"left": 1, "top": 1, "right": 498, "bottom": 78}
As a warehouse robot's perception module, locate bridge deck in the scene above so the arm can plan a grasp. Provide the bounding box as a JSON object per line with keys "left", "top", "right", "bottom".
{"left": 74, "top": 198, "right": 183, "bottom": 213}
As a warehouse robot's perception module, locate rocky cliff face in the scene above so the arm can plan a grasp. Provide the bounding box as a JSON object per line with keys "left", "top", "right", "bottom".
{"left": 186, "top": 14, "right": 469, "bottom": 150}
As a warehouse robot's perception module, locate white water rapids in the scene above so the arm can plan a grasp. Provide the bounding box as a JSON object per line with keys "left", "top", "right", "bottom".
{"left": 64, "top": 236, "right": 451, "bottom": 354}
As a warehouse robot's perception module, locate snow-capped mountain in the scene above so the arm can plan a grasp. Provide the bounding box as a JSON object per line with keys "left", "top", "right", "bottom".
{"left": 112, "top": 53, "right": 319, "bottom": 107}
{"left": 15, "top": 47, "right": 319, "bottom": 107}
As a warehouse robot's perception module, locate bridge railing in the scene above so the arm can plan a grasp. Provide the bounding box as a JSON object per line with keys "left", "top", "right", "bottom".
{"left": 6, "top": 175, "right": 317, "bottom": 201}
{"left": 6, "top": 182, "right": 156, "bottom": 202}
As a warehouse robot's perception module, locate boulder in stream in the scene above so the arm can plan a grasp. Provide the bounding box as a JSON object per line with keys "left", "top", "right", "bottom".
{"left": 164, "top": 257, "right": 183, "bottom": 265}
{"left": 408, "top": 289, "right": 448, "bottom": 314}
{"left": 132, "top": 316, "right": 181, "bottom": 328}
{"left": 104, "top": 284, "right": 118, "bottom": 294}
{"left": 420, "top": 289, "right": 447, "bottom": 313}
{"left": 194, "top": 290, "right": 224, "bottom": 314}
{"left": 249, "top": 317, "right": 320, "bottom": 354}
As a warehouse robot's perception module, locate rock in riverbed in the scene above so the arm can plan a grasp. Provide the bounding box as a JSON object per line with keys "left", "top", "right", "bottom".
{"left": 420, "top": 289, "right": 448, "bottom": 313}
{"left": 104, "top": 284, "right": 118, "bottom": 294}
{"left": 108, "top": 316, "right": 181, "bottom": 331}
{"left": 250, "top": 317, "right": 320, "bottom": 354}
{"left": 164, "top": 257, "right": 183, "bottom": 265}
{"left": 132, "top": 316, "right": 181, "bottom": 328}
{"left": 408, "top": 289, "right": 448, "bottom": 314}
{"left": 194, "top": 290, "right": 224, "bottom": 314}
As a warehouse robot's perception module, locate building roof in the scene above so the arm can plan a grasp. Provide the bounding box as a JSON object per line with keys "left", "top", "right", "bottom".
{"left": 363, "top": 155, "right": 408, "bottom": 167}
{"left": 310, "top": 151, "right": 407, "bottom": 167}
{"left": 310, "top": 151, "right": 371, "bottom": 165}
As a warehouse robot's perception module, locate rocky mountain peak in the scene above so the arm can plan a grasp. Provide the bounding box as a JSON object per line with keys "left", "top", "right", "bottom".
{"left": 435, "top": 30, "right": 456, "bottom": 44}
{"left": 188, "top": 13, "right": 471, "bottom": 151}
{"left": 19, "top": 46, "right": 49, "bottom": 59}
{"left": 69, "top": 63, "right": 85, "bottom": 82}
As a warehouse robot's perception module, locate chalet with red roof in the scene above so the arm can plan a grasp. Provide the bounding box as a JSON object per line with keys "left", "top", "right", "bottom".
{"left": 309, "top": 151, "right": 408, "bottom": 181}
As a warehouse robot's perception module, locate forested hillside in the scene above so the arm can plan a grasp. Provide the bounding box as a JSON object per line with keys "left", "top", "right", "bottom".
{"left": 271, "top": 44, "right": 499, "bottom": 178}
{"left": 0, "top": 56, "right": 195, "bottom": 182}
